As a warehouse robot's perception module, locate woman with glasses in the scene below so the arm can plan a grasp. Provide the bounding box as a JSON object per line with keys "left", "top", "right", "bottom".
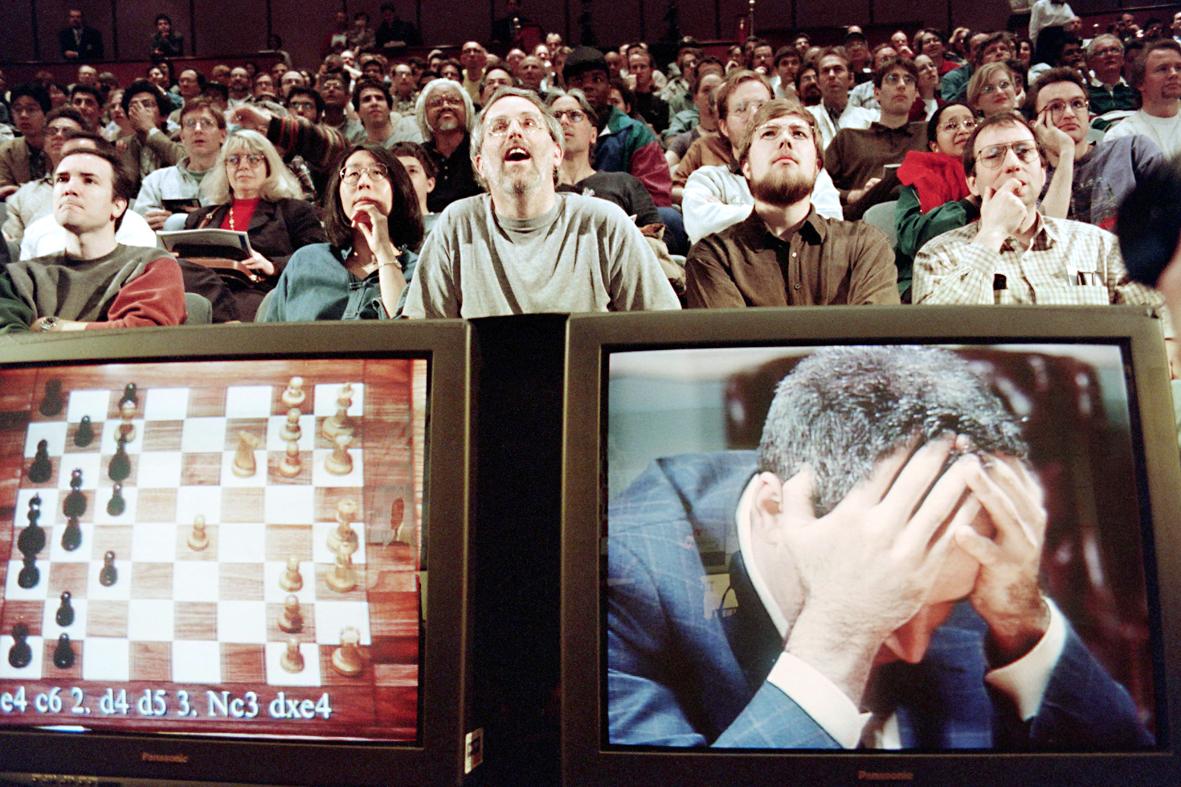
{"left": 186, "top": 129, "right": 325, "bottom": 320}
{"left": 259, "top": 144, "right": 423, "bottom": 322}
{"left": 967, "top": 62, "right": 1022, "bottom": 117}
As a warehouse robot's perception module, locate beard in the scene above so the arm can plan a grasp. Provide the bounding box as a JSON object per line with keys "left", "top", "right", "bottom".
{"left": 750, "top": 165, "right": 815, "bottom": 207}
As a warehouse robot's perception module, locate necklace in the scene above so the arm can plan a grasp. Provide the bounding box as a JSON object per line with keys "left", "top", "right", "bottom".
{"left": 228, "top": 203, "right": 238, "bottom": 231}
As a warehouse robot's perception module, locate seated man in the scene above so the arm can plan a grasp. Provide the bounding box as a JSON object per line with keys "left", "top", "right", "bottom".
{"left": 134, "top": 98, "right": 227, "bottom": 230}
{"left": 685, "top": 100, "right": 898, "bottom": 307}
{"left": 806, "top": 47, "right": 878, "bottom": 151}
{"left": 1085, "top": 34, "right": 1139, "bottom": 116}
{"left": 2, "top": 106, "right": 84, "bottom": 244}
{"left": 1102, "top": 39, "right": 1181, "bottom": 158}
{"left": 913, "top": 112, "right": 1165, "bottom": 315}
{"left": 402, "top": 88, "right": 680, "bottom": 318}
{"left": 0, "top": 83, "right": 51, "bottom": 199}
{"left": 0, "top": 144, "right": 186, "bottom": 333}
{"left": 117, "top": 80, "right": 184, "bottom": 191}
{"left": 608, "top": 345, "right": 1151, "bottom": 749}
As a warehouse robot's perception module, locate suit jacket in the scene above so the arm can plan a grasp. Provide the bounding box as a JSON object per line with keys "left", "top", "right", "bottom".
{"left": 59, "top": 25, "right": 104, "bottom": 60}
{"left": 184, "top": 197, "right": 326, "bottom": 285}
{"left": 607, "top": 451, "right": 1152, "bottom": 749}
{"left": 0, "top": 138, "right": 39, "bottom": 189}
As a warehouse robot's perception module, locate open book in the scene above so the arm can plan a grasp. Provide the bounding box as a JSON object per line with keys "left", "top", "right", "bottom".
{"left": 159, "top": 229, "right": 259, "bottom": 282}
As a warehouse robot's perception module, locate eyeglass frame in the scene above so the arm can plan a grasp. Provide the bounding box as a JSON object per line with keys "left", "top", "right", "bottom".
{"left": 225, "top": 152, "right": 266, "bottom": 168}
{"left": 338, "top": 163, "right": 391, "bottom": 184}
{"left": 973, "top": 140, "right": 1040, "bottom": 169}
{"left": 1040, "top": 97, "right": 1089, "bottom": 123}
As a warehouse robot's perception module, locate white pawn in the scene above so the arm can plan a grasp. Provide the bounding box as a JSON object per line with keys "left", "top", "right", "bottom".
{"left": 278, "top": 438, "right": 301, "bottom": 478}
{"left": 279, "top": 556, "right": 303, "bottom": 592}
{"left": 326, "top": 543, "right": 357, "bottom": 593}
{"left": 281, "top": 376, "right": 305, "bottom": 408}
{"left": 325, "top": 434, "right": 353, "bottom": 476}
{"left": 278, "top": 594, "right": 303, "bottom": 633}
{"left": 327, "top": 499, "right": 359, "bottom": 555}
{"left": 280, "top": 407, "right": 302, "bottom": 443}
{"left": 187, "top": 515, "right": 209, "bottom": 551}
{"left": 280, "top": 637, "right": 305, "bottom": 673}
{"left": 331, "top": 626, "right": 363, "bottom": 676}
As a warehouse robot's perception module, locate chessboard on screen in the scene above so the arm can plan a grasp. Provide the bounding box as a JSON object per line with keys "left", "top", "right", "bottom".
{"left": 0, "top": 358, "right": 427, "bottom": 742}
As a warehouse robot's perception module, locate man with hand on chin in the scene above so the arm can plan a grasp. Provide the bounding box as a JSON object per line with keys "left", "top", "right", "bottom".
{"left": 913, "top": 111, "right": 1166, "bottom": 315}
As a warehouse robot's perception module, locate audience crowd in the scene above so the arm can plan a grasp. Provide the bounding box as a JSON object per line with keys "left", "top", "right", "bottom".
{"left": 0, "top": 6, "right": 1179, "bottom": 340}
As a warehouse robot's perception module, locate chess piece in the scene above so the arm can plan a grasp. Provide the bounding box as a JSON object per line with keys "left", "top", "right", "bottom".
{"left": 106, "top": 482, "right": 125, "bottom": 517}
{"left": 17, "top": 504, "right": 46, "bottom": 558}
{"left": 331, "top": 626, "right": 364, "bottom": 676}
{"left": 392, "top": 498, "right": 412, "bottom": 545}
{"left": 8, "top": 623, "right": 32, "bottom": 669}
{"left": 326, "top": 544, "right": 357, "bottom": 593}
{"left": 327, "top": 499, "right": 359, "bottom": 555}
{"left": 56, "top": 591, "right": 75, "bottom": 627}
{"left": 18, "top": 556, "right": 40, "bottom": 589}
{"left": 278, "top": 438, "right": 301, "bottom": 478}
{"left": 233, "top": 432, "right": 259, "bottom": 477}
{"left": 60, "top": 516, "right": 82, "bottom": 552}
{"left": 281, "top": 377, "right": 305, "bottom": 408}
{"left": 281, "top": 407, "right": 302, "bottom": 442}
{"left": 188, "top": 515, "right": 209, "bottom": 551}
{"left": 108, "top": 434, "right": 131, "bottom": 483}
{"left": 321, "top": 383, "right": 354, "bottom": 439}
{"left": 324, "top": 434, "right": 353, "bottom": 476}
{"left": 53, "top": 633, "right": 74, "bottom": 669}
{"left": 279, "top": 556, "right": 303, "bottom": 592}
{"left": 280, "top": 637, "right": 305, "bottom": 673}
{"left": 74, "top": 414, "right": 95, "bottom": 448}
{"left": 63, "top": 469, "right": 88, "bottom": 518}
{"left": 99, "top": 550, "right": 118, "bottom": 587}
{"left": 119, "top": 382, "right": 139, "bottom": 408}
{"left": 39, "top": 379, "right": 63, "bottom": 417}
{"left": 27, "top": 439, "right": 52, "bottom": 484}
{"left": 118, "top": 399, "right": 136, "bottom": 443}
{"left": 278, "top": 594, "right": 303, "bottom": 633}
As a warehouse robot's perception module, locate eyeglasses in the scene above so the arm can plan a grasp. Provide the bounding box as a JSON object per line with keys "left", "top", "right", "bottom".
{"left": 1091, "top": 46, "right": 1123, "bottom": 58}
{"left": 1042, "top": 97, "right": 1088, "bottom": 122}
{"left": 938, "top": 117, "right": 978, "bottom": 134}
{"left": 427, "top": 94, "right": 464, "bottom": 109}
{"left": 182, "top": 117, "right": 218, "bottom": 130}
{"left": 730, "top": 99, "right": 767, "bottom": 116}
{"left": 289, "top": 101, "right": 316, "bottom": 111}
{"left": 552, "top": 109, "right": 587, "bottom": 123}
{"left": 226, "top": 153, "right": 266, "bottom": 168}
{"left": 339, "top": 163, "right": 389, "bottom": 184}
{"left": 979, "top": 79, "right": 1014, "bottom": 95}
{"left": 129, "top": 98, "right": 159, "bottom": 110}
{"left": 975, "top": 141, "right": 1039, "bottom": 168}
{"left": 882, "top": 73, "right": 916, "bottom": 86}
{"left": 486, "top": 114, "right": 545, "bottom": 136}
{"left": 46, "top": 125, "right": 76, "bottom": 137}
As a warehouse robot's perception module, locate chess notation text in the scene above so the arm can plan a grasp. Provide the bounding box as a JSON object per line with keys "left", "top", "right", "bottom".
{"left": 0, "top": 685, "right": 332, "bottom": 720}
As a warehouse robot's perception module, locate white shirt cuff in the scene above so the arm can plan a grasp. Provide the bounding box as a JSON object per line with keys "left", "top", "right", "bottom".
{"left": 984, "top": 598, "right": 1068, "bottom": 720}
{"left": 766, "top": 651, "right": 872, "bottom": 749}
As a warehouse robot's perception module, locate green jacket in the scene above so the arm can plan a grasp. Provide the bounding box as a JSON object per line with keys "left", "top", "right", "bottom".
{"left": 893, "top": 185, "right": 979, "bottom": 300}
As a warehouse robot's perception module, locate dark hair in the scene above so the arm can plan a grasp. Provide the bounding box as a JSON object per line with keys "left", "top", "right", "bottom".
{"left": 10, "top": 83, "right": 51, "bottom": 113}
{"left": 758, "top": 346, "right": 1027, "bottom": 516}
{"left": 121, "top": 79, "right": 170, "bottom": 115}
{"left": 155, "top": 13, "right": 172, "bottom": 24}
{"left": 961, "top": 110, "right": 1044, "bottom": 176}
{"left": 59, "top": 142, "right": 138, "bottom": 232}
{"left": 46, "top": 105, "right": 85, "bottom": 127}
{"left": 608, "top": 78, "right": 635, "bottom": 113}
{"left": 202, "top": 82, "right": 230, "bottom": 102}
{"left": 926, "top": 101, "right": 973, "bottom": 144}
{"left": 975, "top": 31, "right": 1013, "bottom": 66}
{"left": 287, "top": 86, "right": 325, "bottom": 116}
{"left": 323, "top": 144, "right": 423, "bottom": 252}
{"left": 390, "top": 141, "right": 437, "bottom": 179}
{"left": 774, "top": 46, "right": 800, "bottom": 67}
{"left": 1028, "top": 66, "right": 1088, "bottom": 113}
{"left": 1131, "top": 39, "right": 1181, "bottom": 90}
{"left": 179, "top": 97, "right": 226, "bottom": 128}
{"left": 69, "top": 84, "right": 101, "bottom": 104}
{"left": 871, "top": 56, "right": 919, "bottom": 88}
{"left": 351, "top": 78, "right": 392, "bottom": 112}
{"left": 795, "top": 63, "right": 818, "bottom": 91}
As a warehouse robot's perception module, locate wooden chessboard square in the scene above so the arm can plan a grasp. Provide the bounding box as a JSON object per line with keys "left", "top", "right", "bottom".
{"left": 266, "top": 525, "right": 314, "bottom": 562}
{"left": 220, "top": 563, "right": 264, "bottom": 600}
{"left": 220, "top": 488, "right": 264, "bottom": 523}
{"left": 134, "top": 488, "right": 178, "bottom": 523}
{"left": 48, "top": 562, "right": 90, "bottom": 598}
{"left": 2, "top": 600, "right": 46, "bottom": 636}
{"left": 371, "top": 634, "right": 419, "bottom": 667}
{"left": 265, "top": 450, "right": 312, "bottom": 484}
{"left": 314, "top": 564, "right": 368, "bottom": 601}
{"left": 314, "top": 488, "right": 366, "bottom": 522}
{"left": 367, "top": 592, "right": 420, "bottom": 638}
{"left": 373, "top": 663, "right": 419, "bottom": 687}
{"left": 224, "top": 419, "right": 269, "bottom": 451}
{"left": 43, "top": 636, "right": 83, "bottom": 680}
{"left": 90, "top": 525, "right": 133, "bottom": 557}
{"left": 266, "top": 600, "right": 315, "bottom": 642}
{"left": 221, "top": 643, "right": 266, "bottom": 682}
{"left": 187, "top": 386, "right": 229, "bottom": 418}
{"left": 131, "top": 562, "right": 174, "bottom": 599}
{"left": 141, "top": 421, "right": 183, "bottom": 452}
{"left": 130, "top": 641, "right": 171, "bottom": 681}
{"left": 174, "top": 602, "right": 218, "bottom": 640}
{"left": 180, "top": 452, "right": 223, "bottom": 486}
{"left": 86, "top": 600, "right": 129, "bottom": 637}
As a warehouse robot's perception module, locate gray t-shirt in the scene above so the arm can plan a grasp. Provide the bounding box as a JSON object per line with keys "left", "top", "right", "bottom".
{"left": 402, "top": 193, "right": 681, "bottom": 318}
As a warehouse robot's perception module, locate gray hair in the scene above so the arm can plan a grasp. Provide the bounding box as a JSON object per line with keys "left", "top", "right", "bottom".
{"left": 414, "top": 77, "right": 476, "bottom": 140}
{"left": 758, "top": 346, "right": 1027, "bottom": 516}
{"left": 545, "top": 88, "right": 598, "bottom": 125}
{"left": 470, "top": 86, "right": 565, "bottom": 170}
{"left": 1086, "top": 34, "right": 1123, "bottom": 60}
{"left": 199, "top": 129, "right": 302, "bottom": 204}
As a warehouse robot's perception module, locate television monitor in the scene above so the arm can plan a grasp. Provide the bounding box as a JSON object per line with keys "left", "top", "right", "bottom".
{"left": 0, "top": 322, "right": 475, "bottom": 785}
{"left": 562, "top": 306, "right": 1181, "bottom": 785}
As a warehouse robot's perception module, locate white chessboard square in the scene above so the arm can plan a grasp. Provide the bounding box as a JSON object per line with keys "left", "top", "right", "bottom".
{"left": 48, "top": 522, "right": 96, "bottom": 562}
{"left": 312, "top": 601, "right": 371, "bottom": 645}
{"left": 312, "top": 523, "right": 367, "bottom": 565}
{"left": 94, "top": 485, "right": 139, "bottom": 525}
{"left": 24, "top": 421, "right": 68, "bottom": 458}
{"left": 67, "top": 389, "right": 110, "bottom": 425}
{"left": 173, "top": 561, "right": 219, "bottom": 601}
{"left": 135, "top": 451, "right": 183, "bottom": 488}
{"left": 87, "top": 557, "right": 131, "bottom": 601}
{"left": 16, "top": 489, "right": 58, "bottom": 522}
{"left": 127, "top": 600, "right": 175, "bottom": 640}
{"left": 225, "top": 386, "right": 274, "bottom": 419}
{"left": 101, "top": 418, "right": 144, "bottom": 454}
{"left": 313, "top": 383, "right": 364, "bottom": 417}
{"left": 265, "top": 413, "right": 317, "bottom": 451}
{"left": 172, "top": 640, "right": 221, "bottom": 683}
{"left": 5, "top": 559, "right": 49, "bottom": 600}
{"left": 216, "top": 523, "right": 266, "bottom": 562}
{"left": 131, "top": 522, "right": 178, "bottom": 562}
{"left": 264, "top": 485, "right": 315, "bottom": 524}
{"left": 56, "top": 454, "right": 101, "bottom": 491}
{"left": 144, "top": 388, "right": 189, "bottom": 421}
{"left": 311, "top": 449, "right": 364, "bottom": 487}
{"left": 181, "top": 417, "right": 228, "bottom": 452}
{"left": 82, "top": 637, "right": 130, "bottom": 682}
{"left": 42, "top": 597, "right": 88, "bottom": 641}
{"left": 263, "top": 561, "right": 316, "bottom": 604}
{"left": 219, "top": 450, "right": 267, "bottom": 487}
{"left": 265, "top": 641, "right": 322, "bottom": 686}
{"left": 175, "top": 486, "right": 222, "bottom": 525}
{"left": 217, "top": 601, "right": 267, "bottom": 643}
{"left": 0, "top": 634, "right": 43, "bottom": 679}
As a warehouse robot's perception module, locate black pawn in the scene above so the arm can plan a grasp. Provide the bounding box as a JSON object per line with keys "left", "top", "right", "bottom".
{"left": 17, "top": 499, "right": 46, "bottom": 559}
{"left": 17, "top": 556, "right": 40, "bottom": 589}
{"left": 63, "top": 469, "right": 87, "bottom": 518}
{"left": 61, "top": 516, "right": 82, "bottom": 552}
{"left": 27, "top": 439, "right": 52, "bottom": 484}
{"left": 56, "top": 591, "right": 75, "bottom": 627}
{"left": 74, "top": 415, "right": 95, "bottom": 448}
{"left": 39, "top": 379, "right": 63, "bottom": 417}
{"left": 119, "top": 383, "right": 138, "bottom": 408}
{"left": 108, "top": 436, "right": 131, "bottom": 483}
{"left": 106, "top": 482, "right": 125, "bottom": 517}
{"left": 53, "top": 634, "right": 74, "bottom": 669}
{"left": 99, "top": 550, "right": 118, "bottom": 587}
{"left": 8, "top": 624, "right": 32, "bottom": 669}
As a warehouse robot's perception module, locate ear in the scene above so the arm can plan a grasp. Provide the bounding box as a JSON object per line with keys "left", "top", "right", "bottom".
{"left": 966, "top": 170, "right": 981, "bottom": 198}
{"left": 873, "top": 84, "right": 883, "bottom": 102}
{"left": 741, "top": 157, "right": 751, "bottom": 181}
{"left": 748, "top": 471, "right": 785, "bottom": 541}
{"left": 111, "top": 195, "right": 128, "bottom": 223}
{"left": 425, "top": 176, "right": 436, "bottom": 194}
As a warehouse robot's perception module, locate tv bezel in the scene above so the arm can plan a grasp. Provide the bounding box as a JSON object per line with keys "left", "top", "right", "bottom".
{"left": 0, "top": 321, "right": 474, "bottom": 786}
{"left": 561, "top": 305, "right": 1181, "bottom": 785}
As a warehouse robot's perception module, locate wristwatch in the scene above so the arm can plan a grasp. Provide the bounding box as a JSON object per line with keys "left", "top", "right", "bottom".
{"left": 38, "top": 316, "right": 60, "bottom": 333}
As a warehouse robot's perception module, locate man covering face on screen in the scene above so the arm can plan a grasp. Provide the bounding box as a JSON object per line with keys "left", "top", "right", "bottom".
{"left": 607, "top": 346, "right": 1150, "bottom": 749}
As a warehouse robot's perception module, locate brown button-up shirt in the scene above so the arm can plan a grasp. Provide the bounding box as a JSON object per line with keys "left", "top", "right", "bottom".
{"left": 685, "top": 207, "right": 900, "bottom": 308}
{"left": 825, "top": 121, "right": 928, "bottom": 201}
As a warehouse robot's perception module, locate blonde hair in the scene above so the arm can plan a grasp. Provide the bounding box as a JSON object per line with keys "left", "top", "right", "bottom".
{"left": 966, "top": 61, "right": 1017, "bottom": 112}
{"left": 200, "top": 129, "right": 303, "bottom": 204}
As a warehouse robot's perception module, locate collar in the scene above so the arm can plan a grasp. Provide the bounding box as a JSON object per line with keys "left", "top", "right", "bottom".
{"left": 868, "top": 120, "right": 920, "bottom": 135}
{"left": 997, "top": 212, "right": 1056, "bottom": 252}
{"left": 742, "top": 205, "right": 826, "bottom": 245}
{"left": 1088, "top": 73, "right": 1128, "bottom": 89}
